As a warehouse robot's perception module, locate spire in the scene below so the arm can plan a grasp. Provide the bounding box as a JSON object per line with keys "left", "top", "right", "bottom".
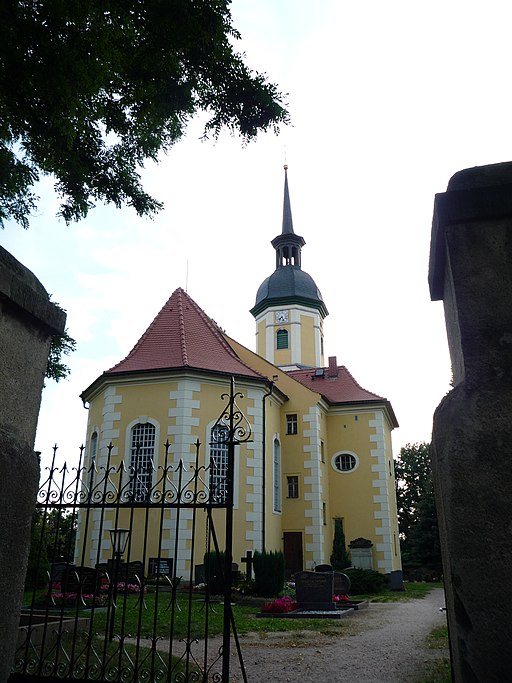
{"left": 282, "top": 164, "right": 294, "bottom": 234}
{"left": 250, "top": 164, "right": 328, "bottom": 319}
{"left": 271, "top": 166, "right": 305, "bottom": 270}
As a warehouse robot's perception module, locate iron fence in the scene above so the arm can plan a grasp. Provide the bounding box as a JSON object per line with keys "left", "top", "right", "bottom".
{"left": 11, "top": 378, "right": 249, "bottom": 682}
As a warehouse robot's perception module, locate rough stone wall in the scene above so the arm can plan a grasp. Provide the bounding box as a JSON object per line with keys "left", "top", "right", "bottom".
{"left": 0, "top": 246, "right": 65, "bottom": 682}
{"left": 429, "top": 162, "right": 512, "bottom": 682}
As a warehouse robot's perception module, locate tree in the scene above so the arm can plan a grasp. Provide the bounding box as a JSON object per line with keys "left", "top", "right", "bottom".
{"left": 330, "top": 517, "right": 351, "bottom": 570}
{"left": 25, "top": 507, "right": 77, "bottom": 589}
{"left": 407, "top": 477, "right": 442, "bottom": 572}
{"left": 44, "top": 299, "right": 76, "bottom": 382}
{"left": 46, "top": 329, "right": 76, "bottom": 382}
{"left": 0, "top": 1, "right": 289, "bottom": 229}
{"left": 394, "top": 442, "right": 442, "bottom": 572}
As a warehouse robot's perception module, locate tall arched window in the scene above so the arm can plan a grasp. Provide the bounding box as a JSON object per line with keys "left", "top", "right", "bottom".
{"left": 130, "top": 422, "right": 156, "bottom": 500}
{"left": 273, "top": 438, "right": 281, "bottom": 513}
{"left": 89, "top": 431, "right": 98, "bottom": 464}
{"left": 209, "top": 425, "right": 228, "bottom": 503}
{"left": 276, "top": 328, "right": 289, "bottom": 350}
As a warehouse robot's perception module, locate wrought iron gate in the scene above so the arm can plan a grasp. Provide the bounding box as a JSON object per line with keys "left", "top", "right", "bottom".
{"left": 12, "top": 379, "right": 249, "bottom": 682}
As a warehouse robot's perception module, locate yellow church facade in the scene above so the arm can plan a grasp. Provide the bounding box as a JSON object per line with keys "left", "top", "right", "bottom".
{"left": 77, "top": 168, "right": 402, "bottom": 582}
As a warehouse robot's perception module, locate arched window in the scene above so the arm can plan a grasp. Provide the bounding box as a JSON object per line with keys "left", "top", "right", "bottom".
{"left": 130, "top": 422, "right": 156, "bottom": 500}
{"left": 276, "top": 328, "right": 289, "bottom": 350}
{"left": 273, "top": 438, "right": 281, "bottom": 512}
{"left": 209, "top": 425, "right": 228, "bottom": 503}
{"left": 89, "top": 431, "right": 98, "bottom": 463}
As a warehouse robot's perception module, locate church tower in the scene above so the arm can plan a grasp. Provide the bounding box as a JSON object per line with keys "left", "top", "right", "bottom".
{"left": 250, "top": 166, "right": 328, "bottom": 369}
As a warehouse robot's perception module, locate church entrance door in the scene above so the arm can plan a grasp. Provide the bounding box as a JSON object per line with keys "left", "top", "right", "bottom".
{"left": 283, "top": 532, "right": 303, "bottom": 578}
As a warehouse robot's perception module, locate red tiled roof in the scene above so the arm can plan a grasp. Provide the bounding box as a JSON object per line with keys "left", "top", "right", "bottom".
{"left": 288, "top": 364, "right": 398, "bottom": 428}
{"left": 288, "top": 365, "right": 385, "bottom": 403}
{"left": 105, "top": 288, "right": 263, "bottom": 379}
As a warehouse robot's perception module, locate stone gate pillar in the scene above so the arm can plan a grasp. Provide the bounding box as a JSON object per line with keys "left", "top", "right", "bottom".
{"left": 0, "top": 246, "right": 66, "bottom": 681}
{"left": 429, "top": 162, "right": 512, "bottom": 682}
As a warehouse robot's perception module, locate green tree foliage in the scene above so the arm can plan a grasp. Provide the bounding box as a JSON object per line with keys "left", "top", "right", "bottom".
{"left": 0, "top": 1, "right": 289, "bottom": 229}
{"left": 330, "top": 517, "right": 351, "bottom": 570}
{"left": 25, "top": 510, "right": 50, "bottom": 590}
{"left": 44, "top": 299, "right": 76, "bottom": 382}
{"left": 394, "top": 442, "right": 442, "bottom": 572}
{"left": 407, "top": 477, "right": 442, "bottom": 572}
{"left": 25, "top": 508, "right": 77, "bottom": 589}
{"left": 46, "top": 329, "right": 77, "bottom": 382}
{"left": 253, "top": 550, "right": 285, "bottom": 597}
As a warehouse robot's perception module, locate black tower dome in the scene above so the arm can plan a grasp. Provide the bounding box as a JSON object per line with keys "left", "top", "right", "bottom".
{"left": 250, "top": 166, "right": 328, "bottom": 318}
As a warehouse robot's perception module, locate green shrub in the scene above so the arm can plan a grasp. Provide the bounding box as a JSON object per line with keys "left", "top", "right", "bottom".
{"left": 344, "top": 568, "right": 388, "bottom": 594}
{"left": 330, "top": 518, "right": 351, "bottom": 570}
{"left": 253, "top": 550, "right": 285, "bottom": 597}
{"left": 25, "top": 512, "right": 50, "bottom": 590}
{"left": 234, "top": 578, "right": 256, "bottom": 596}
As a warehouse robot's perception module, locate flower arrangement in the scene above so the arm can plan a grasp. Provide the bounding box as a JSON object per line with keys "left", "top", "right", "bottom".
{"left": 114, "top": 582, "right": 142, "bottom": 593}
{"left": 333, "top": 594, "right": 350, "bottom": 603}
{"left": 261, "top": 595, "right": 298, "bottom": 614}
{"left": 99, "top": 579, "right": 142, "bottom": 593}
{"left": 46, "top": 577, "right": 142, "bottom": 607}
{"left": 49, "top": 592, "right": 108, "bottom": 607}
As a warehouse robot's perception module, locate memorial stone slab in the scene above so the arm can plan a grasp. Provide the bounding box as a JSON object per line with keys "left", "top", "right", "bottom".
{"left": 333, "top": 572, "right": 351, "bottom": 596}
{"left": 295, "top": 570, "right": 335, "bottom": 610}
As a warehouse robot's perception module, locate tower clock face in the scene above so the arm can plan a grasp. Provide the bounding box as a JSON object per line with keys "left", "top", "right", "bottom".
{"left": 275, "top": 310, "right": 288, "bottom": 323}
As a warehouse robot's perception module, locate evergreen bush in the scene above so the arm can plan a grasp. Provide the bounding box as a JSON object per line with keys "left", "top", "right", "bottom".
{"left": 344, "top": 568, "right": 388, "bottom": 594}
{"left": 330, "top": 518, "right": 351, "bottom": 570}
{"left": 253, "top": 550, "right": 285, "bottom": 597}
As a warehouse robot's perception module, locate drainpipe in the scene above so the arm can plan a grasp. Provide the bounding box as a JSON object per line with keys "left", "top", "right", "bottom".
{"left": 261, "top": 380, "right": 275, "bottom": 553}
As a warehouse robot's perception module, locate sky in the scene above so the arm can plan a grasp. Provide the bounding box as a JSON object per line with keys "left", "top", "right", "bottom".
{"left": 3, "top": 0, "right": 512, "bottom": 469}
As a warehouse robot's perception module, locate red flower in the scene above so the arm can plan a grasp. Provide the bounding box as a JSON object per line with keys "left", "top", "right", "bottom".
{"left": 333, "top": 594, "right": 350, "bottom": 602}
{"left": 261, "top": 596, "right": 299, "bottom": 613}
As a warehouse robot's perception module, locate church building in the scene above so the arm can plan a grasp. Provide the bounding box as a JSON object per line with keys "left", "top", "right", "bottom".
{"left": 77, "top": 167, "right": 402, "bottom": 582}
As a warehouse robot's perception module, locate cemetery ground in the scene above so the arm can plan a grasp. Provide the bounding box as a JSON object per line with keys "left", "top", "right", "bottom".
{"left": 26, "top": 582, "right": 449, "bottom": 681}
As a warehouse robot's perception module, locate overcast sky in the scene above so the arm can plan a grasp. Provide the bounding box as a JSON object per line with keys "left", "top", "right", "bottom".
{"left": 3, "top": 0, "right": 511, "bottom": 468}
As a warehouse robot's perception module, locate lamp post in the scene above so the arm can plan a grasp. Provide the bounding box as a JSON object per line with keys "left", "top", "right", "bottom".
{"left": 108, "top": 528, "right": 130, "bottom": 642}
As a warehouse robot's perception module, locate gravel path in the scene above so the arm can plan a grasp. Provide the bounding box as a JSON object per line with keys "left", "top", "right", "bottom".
{"left": 225, "top": 587, "right": 448, "bottom": 682}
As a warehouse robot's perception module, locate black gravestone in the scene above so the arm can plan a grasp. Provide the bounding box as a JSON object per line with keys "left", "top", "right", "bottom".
{"left": 334, "top": 572, "right": 351, "bottom": 595}
{"left": 295, "top": 570, "right": 335, "bottom": 610}
{"left": 314, "top": 564, "right": 333, "bottom": 572}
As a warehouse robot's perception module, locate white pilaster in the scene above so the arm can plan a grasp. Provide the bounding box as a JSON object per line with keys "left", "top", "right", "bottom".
{"left": 370, "top": 411, "right": 394, "bottom": 572}
{"left": 303, "top": 406, "right": 325, "bottom": 565}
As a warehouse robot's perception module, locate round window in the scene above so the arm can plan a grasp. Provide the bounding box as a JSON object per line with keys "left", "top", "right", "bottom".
{"left": 332, "top": 451, "right": 358, "bottom": 473}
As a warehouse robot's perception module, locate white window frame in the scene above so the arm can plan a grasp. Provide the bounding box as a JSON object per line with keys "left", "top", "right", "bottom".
{"left": 286, "top": 414, "right": 298, "bottom": 435}
{"left": 286, "top": 475, "right": 299, "bottom": 499}
{"left": 206, "top": 421, "right": 240, "bottom": 508}
{"left": 331, "top": 450, "right": 359, "bottom": 474}
{"left": 209, "top": 424, "right": 229, "bottom": 504}
{"left": 125, "top": 417, "right": 160, "bottom": 501}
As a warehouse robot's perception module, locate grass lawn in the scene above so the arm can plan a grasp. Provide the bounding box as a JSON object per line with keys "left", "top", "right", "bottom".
{"left": 420, "top": 625, "right": 451, "bottom": 683}
{"left": 351, "top": 581, "right": 439, "bottom": 603}
{"left": 82, "top": 582, "right": 441, "bottom": 641}
{"left": 87, "top": 595, "right": 351, "bottom": 640}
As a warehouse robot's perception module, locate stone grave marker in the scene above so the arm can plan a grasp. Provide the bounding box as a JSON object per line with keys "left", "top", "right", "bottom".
{"left": 295, "top": 570, "right": 335, "bottom": 610}
{"left": 334, "top": 572, "right": 351, "bottom": 596}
